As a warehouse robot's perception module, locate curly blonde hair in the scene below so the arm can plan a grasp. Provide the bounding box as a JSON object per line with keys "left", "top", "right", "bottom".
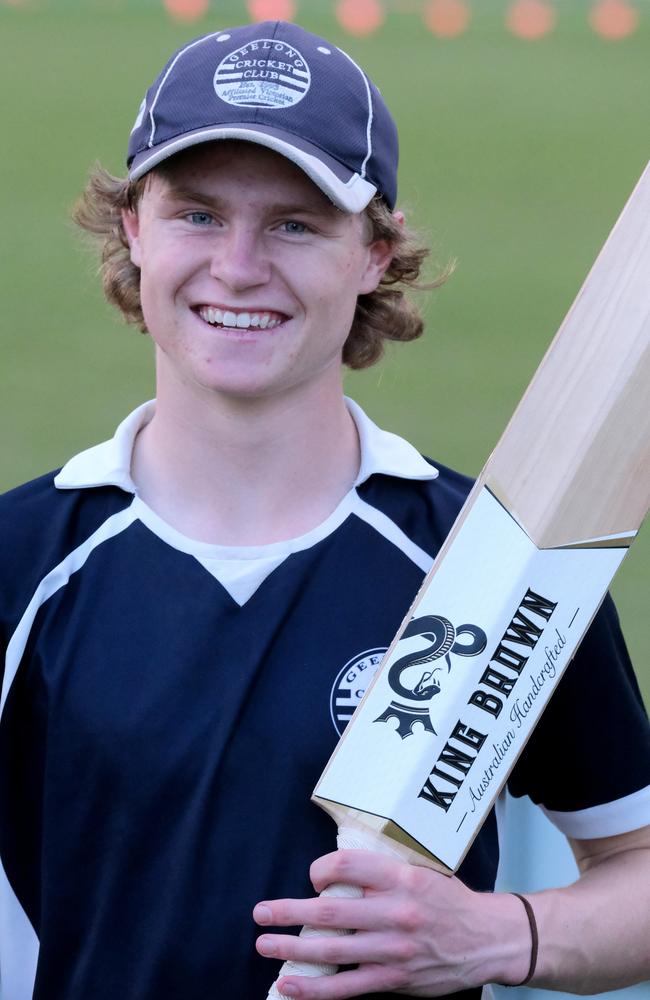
{"left": 73, "top": 154, "right": 446, "bottom": 369}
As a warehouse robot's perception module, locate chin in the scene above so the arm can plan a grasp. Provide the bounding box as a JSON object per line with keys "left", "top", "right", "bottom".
{"left": 193, "top": 373, "right": 284, "bottom": 400}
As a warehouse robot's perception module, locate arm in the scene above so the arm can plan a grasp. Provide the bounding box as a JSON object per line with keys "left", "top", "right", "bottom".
{"left": 254, "top": 824, "right": 650, "bottom": 998}
{"left": 529, "top": 823, "right": 650, "bottom": 993}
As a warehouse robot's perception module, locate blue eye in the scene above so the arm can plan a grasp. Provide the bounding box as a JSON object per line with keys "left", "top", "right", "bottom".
{"left": 188, "top": 211, "right": 213, "bottom": 226}
{"left": 281, "top": 221, "right": 308, "bottom": 234}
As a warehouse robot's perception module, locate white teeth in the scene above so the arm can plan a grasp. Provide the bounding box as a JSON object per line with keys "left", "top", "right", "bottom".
{"left": 199, "top": 307, "right": 284, "bottom": 330}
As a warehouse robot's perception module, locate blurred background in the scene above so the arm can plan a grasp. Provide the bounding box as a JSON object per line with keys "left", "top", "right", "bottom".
{"left": 1, "top": 3, "right": 648, "bottom": 996}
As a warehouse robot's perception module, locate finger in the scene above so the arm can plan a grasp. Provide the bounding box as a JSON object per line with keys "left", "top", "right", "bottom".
{"left": 274, "top": 964, "right": 409, "bottom": 999}
{"left": 254, "top": 895, "right": 395, "bottom": 932}
{"left": 257, "top": 930, "right": 411, "bottom": 967}
{"left": 309, "top": 849, "right": 406, "bottom": 894}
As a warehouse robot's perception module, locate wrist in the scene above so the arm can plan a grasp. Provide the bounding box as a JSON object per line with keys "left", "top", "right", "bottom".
{"left": 506, "top": 894, "right": 538, "bottom": 986}
{"left": 481, "top": 891, "right": 537, "bottom": 987}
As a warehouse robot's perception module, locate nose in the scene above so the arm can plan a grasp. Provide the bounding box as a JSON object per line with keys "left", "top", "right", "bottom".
{"left": 209, "top": 223, "right": 271, "bottom": 291}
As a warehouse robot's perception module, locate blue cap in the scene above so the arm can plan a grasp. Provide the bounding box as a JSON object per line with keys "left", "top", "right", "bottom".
{"left": 127, "top": 21, "right": 399, "bottom": 212}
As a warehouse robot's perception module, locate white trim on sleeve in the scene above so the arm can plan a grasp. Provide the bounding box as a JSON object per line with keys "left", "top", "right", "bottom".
{"left": 543, "top": 784, "right": 650, "bottom": 839}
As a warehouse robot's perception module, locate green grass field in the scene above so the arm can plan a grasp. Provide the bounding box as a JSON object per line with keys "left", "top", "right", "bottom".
{"left": 1, "top": 1, "right": 648, "bottom": 704}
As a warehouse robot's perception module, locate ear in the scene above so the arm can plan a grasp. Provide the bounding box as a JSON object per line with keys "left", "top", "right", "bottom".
{"left": 121, "top": 208, "right": 142, "bottom": 268}
{"left": 358, "top": 238, "right": 393, "bottom": 294}
{"left": 358, "top": 210, "right": 404, "bottom": 295}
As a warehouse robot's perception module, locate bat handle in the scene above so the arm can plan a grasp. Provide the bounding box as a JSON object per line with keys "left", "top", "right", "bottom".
{"left": 265, "top": 825, "right": 402, "bottom": 998}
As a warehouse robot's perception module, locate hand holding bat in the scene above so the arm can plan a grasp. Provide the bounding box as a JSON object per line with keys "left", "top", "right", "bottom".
{"left": 256, "top": 845, "right": 531, "bottom": 998}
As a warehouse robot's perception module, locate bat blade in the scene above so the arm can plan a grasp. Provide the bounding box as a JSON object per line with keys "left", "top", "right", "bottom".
{"left": 266, "top": 161, "right": 650, "bottom": 996}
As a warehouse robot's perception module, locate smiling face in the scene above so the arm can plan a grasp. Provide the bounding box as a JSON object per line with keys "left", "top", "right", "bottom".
{"left": 122, "top": 141, "right": 392, "bottom": 406}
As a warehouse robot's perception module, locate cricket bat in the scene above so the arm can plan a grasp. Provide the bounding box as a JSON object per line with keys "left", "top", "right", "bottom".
{"left": 266, "top": 161, "right": 650, "bottom": 996}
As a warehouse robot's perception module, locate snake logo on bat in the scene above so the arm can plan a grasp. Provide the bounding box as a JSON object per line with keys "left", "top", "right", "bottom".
{"left": 375, "top": 616, "right": 487, "bottom": 739}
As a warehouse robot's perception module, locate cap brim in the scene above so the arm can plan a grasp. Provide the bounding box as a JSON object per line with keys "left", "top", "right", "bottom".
{"left": 128, "top": 124, "right": 378, "bottom": 213}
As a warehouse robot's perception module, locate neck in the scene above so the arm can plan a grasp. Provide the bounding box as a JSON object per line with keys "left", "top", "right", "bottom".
{"left": 131, "top": 374, "right": 360, "bottom": 546}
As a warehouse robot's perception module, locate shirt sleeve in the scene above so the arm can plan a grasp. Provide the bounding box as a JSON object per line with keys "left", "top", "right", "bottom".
{"left": 507, "top": 593, "right": 650, "bottom": 838}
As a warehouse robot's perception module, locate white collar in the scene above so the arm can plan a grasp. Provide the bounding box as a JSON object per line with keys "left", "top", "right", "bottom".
{"left": 54, "top": 398, "right": 437, "bottom": 492}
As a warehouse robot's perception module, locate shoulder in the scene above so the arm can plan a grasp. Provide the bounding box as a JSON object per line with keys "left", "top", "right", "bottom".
{"left": 426, "top": 457, "right": 475, "bottom": 509}
{"left": 0, "top": 468, "right": 128, "bottom": 546}
{"left": 357, "top": 457, "right": 474, "bottom": 559}
{"left": 509, "top": 592, "right": 650, "bottom": 834}
{"left": 0, "top": 471, "right": 68, "bottom": 560}
{"left": 0, "top": 472, "right": 133, "bottom": 631}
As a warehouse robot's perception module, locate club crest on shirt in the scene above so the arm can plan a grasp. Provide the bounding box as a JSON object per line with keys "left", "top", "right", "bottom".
{"left": 330, "top": 648, "right": 387, "bottom": 736}
{"left": 214, "top": 39, "right": 311, "bottom": 109}
{"left": 375, "top": 615, "right": 487, "bottom": 739}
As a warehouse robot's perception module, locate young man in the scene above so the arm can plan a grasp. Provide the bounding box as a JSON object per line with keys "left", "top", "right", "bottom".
{"left": 1, "top": 20, "right": 649, "bottom": 1000}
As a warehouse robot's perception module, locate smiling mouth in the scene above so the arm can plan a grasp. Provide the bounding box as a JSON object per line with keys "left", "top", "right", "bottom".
{"left": 197, "top": 306, "right": 287, "bottom": 330}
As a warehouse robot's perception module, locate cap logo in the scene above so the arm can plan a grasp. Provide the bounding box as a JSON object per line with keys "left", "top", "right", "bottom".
{"left": 214, "top": 38, "right": 311, "bottom": 110}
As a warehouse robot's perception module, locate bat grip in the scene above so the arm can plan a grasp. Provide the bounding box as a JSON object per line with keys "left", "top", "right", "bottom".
{"left": 265, "top": 825, "right": 402, "bottom": 998}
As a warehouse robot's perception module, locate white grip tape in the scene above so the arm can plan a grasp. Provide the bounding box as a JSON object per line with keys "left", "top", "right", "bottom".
{"left": 266, "top": 826, "right": 400, "bottom": 998}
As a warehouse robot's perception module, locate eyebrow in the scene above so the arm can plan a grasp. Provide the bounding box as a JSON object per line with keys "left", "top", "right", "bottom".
{"left": 163, "top": 184, "right": 221, "bottom": 208}
{"left": 163, "top": 184, "right": 336, "bottom": 219}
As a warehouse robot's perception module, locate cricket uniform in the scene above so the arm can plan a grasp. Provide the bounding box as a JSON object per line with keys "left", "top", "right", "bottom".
{"left": 1, "top": 400, "right": 649, "bottom": 1000}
